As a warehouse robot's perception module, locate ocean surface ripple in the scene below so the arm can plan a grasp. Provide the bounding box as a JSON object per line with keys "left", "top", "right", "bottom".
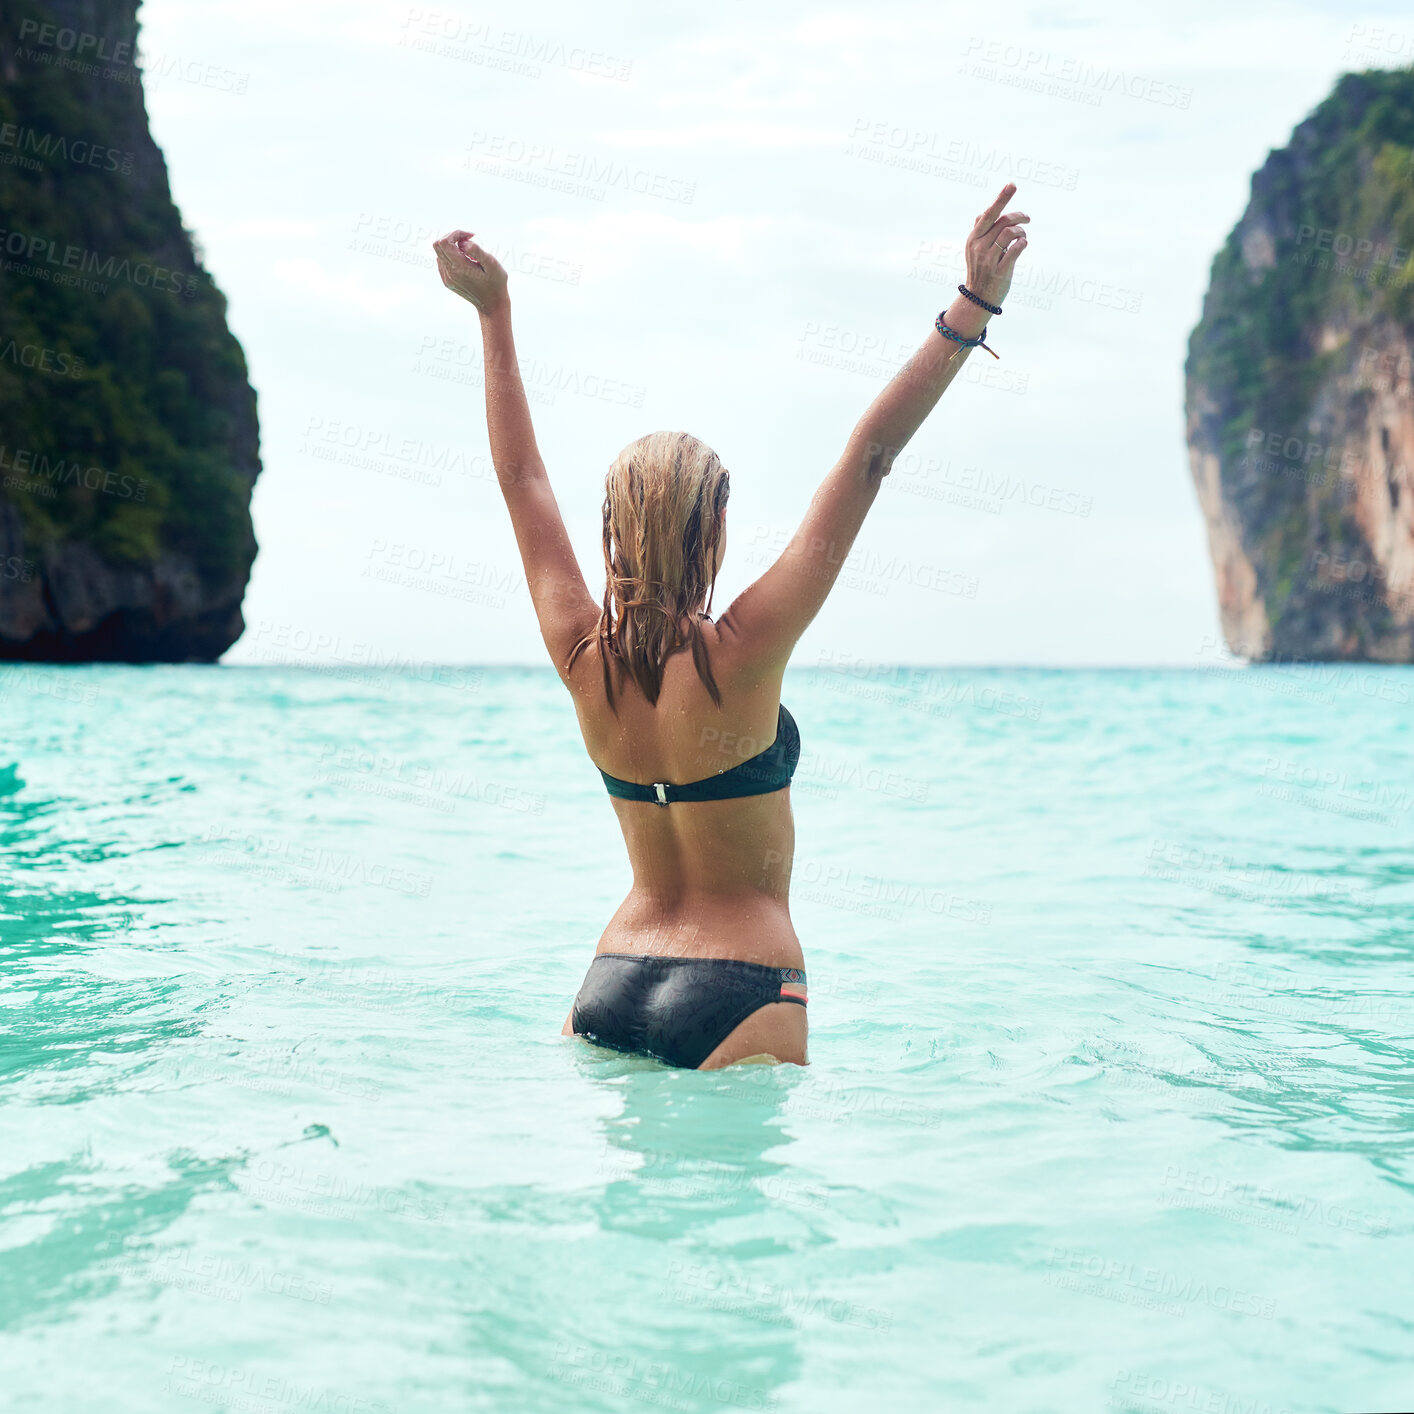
{"left": 1, "top": 663, "right": 1411, "bottom": 1412}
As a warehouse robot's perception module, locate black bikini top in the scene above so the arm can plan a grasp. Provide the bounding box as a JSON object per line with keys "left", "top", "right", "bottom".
{"left": 598, "top": 704, "right": 801, "bottom": 806}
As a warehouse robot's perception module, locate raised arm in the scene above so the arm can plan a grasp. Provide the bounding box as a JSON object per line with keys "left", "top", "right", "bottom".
{"left": 432, "top": 230, "right": 598, "bottom": 673}
{"left": 719, "top": 184, "right": 1030, "bottom": 674}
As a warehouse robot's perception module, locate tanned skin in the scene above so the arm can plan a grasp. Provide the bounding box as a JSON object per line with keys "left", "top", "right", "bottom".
{"left": 433, "top": 184, "right": 1029, "bottom": 1068}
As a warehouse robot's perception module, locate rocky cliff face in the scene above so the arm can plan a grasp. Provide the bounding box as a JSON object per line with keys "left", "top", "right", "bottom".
{"left": 0, "top": 0, "right": 260, "bottom": 660}
{"left": 1185, "top": 69, "right": 1414, "bottom": 662}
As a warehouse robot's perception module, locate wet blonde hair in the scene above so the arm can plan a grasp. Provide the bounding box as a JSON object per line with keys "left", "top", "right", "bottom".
{"left": 567, "top": 430, "right": 730, "bottom": 709}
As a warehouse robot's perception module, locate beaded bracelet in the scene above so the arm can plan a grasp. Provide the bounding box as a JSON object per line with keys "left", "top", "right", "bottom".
{"left": 958, "top": 283, "right": 1003, "bottom": 316}
{"left": 935, "top": 313, "right": 1000, "bottom": 359}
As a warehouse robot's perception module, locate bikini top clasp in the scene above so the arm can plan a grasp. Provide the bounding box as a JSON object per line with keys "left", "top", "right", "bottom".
{"left": 599, "top": 704, "right": 801, "bottom": 807}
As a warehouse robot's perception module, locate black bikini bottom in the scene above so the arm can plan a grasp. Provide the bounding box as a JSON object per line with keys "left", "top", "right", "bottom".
{"left": 571, "top": 952, "right": 807, "bottom": 1070}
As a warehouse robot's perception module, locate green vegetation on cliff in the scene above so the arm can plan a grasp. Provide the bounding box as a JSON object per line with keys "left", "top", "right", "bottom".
{"left": 0, "top": 0, "right": 259, "bottom": 584}
{"left": 1188, "top": 69, "right": 1414, "bottom": 440}
{"left": 1185, "top": 66, "right": 1414, "bottom": 651}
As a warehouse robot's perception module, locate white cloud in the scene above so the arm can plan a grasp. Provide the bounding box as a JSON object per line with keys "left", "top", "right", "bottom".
{"left": 521, "top": 212, "right": 775, "bottom": 276}
{"left": 593, "top": 121, "right": 839, "bottom": 149}
{"left": 272, "top": 259, "right": 419, "bottom": 314}
{"left": 218, "top": 219, "right": 322, "bottom": 240}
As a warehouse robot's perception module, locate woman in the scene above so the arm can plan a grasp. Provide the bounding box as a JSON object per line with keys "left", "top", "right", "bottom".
{"left": 433, "top": 183, "right": 1029, "bottom": 1070}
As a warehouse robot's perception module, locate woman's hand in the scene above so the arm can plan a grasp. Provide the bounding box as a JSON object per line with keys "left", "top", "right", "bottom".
{"left": 964, "top": 183, "right": 1029, "bottom": 309}
{"left": 433, "top": 229, "right": 509, "bottom": 315}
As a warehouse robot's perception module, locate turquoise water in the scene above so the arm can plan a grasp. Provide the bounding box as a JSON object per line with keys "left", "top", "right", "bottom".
{"left": 2, "top": 662, "right": 1411, "bottom": 1412}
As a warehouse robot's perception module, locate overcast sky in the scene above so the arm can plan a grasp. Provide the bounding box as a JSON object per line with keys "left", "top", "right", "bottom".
{"left": 134, "top": 0, "right": 1411, "bottom": 667}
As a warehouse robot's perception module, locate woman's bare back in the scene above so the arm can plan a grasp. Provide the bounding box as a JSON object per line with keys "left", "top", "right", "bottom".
{"left": 431, "top": 182, "right": 1031, "bottom": 1067}
{"left": 565, "top": 619, "right": 802, "bottom": 970}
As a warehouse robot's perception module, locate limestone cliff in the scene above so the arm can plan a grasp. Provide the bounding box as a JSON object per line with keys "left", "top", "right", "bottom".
{"left": 1185, "top": 68, "right": 1414, "bottom": 661}
{"left": 0, "top": 0, "right": 260, "bottom": 660}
